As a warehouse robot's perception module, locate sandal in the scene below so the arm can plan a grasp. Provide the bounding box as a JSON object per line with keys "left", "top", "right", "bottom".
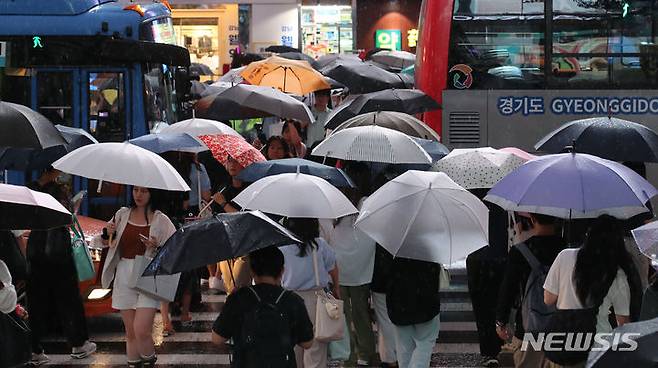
{"left": 162, "top": 325, "right": 175, "bottom": 337}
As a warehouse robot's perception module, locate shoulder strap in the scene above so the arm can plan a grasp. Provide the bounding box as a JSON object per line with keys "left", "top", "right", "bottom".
{"left": 516, "top": 243, "right": 542, "bottom": 271}
{"left": 274, "top": 289, "right": 287, "bottom": 305}
{"left": 248, "top": 286, "right": 261, "bottom": 302}
{"left": 312, "top": 246, "right": 321, "bottom": 288}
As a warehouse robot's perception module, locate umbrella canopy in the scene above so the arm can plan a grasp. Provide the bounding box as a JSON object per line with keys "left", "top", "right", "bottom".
{"left": 485, "top": 152, "right": 658, "bottom": 219}
{"left": 265, "top": 45, "right": 300, "bottom": 53}
{"left": 158, "top": 117, "right": 240, "bottom": 138}
{"left": 331, "top": 111, "right": 441, "bottom": 141}
{"left": 499, "top": 147, "right": 537, "bottom": 161}
{"left": 234, "top": 173, "right": 358, "bottom": 219}
{"left": 535, "top": 117, "right": 658, "bottom": 162}
{"left": 312, "top": 125, "right": 432, "bottom": 164}
{"left": 218, "top": 66, "right": 246, "bottom": 84}
{"left": 190, "top": 81, "right": 228, "bottom": 98}
{"left": 0, "top": 101, "right": 67, "bottom": 149}
{"left": 195, "top": 84, "right": 314, "bottom": 125}
{"left": 371, "top": 50, "right": 416, "bottom": 70}
{"left": 52, "top": 142, "right": 190, "bottom": 191}
{"left": 199, "top": 134, "right": 265, "bottom": 168}
{"left": 396, "top": 72, "right": 415, "bottom": 88}
{"left": 143, "top": 211, "right": 301, "bottom": 275}
{"left": 432, "top": 147, "right": 527, "bottom": 189}
{"left": 324, "top": 63, "right": 406, "bottom": 94}
{"left": 631, "top": 221, "right": 658, "bottom": 260}
{"left": 0, "top": 183, "right": 72, "bottom": 230}
{"left": 411, "top": 137, "right": 450, "bottom": 162}
{"left": 240, "top": 56, "right": 330, "bottom": 95}
{"left": 129, "top": 133, "right": 204, "bottom": 154}
{"left": 586, "top": 317, "right": 658, "bottom": 367}
{"left": 236, "top": 158, "right": 355, "bottom": 187}
{"left": 277, "top": 51, "right": 319, "bottom": 68}
{"left": 324, "top": 89, "right": 440, "bottom": 130}
{"left": 355, "top": 170, "right": 488, "bottom": 264}
{"left": 401, "top": 65, "right": 415, "bottom": 75}
{"left": 317, "top": 54, "right": 363, "bottom": 74}
{"left": 189, "top": 62, "right": 214, "bottom": 76}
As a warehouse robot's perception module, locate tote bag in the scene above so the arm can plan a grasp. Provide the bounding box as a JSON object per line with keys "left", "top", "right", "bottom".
{"left": 312, "top": 248, "right": 345, "bottom": 342}
{"left": 71, "top": 216, "right": 95, "bottom": 282}
{"left": 129, "top": 255, "right": 180, "bottom": 302}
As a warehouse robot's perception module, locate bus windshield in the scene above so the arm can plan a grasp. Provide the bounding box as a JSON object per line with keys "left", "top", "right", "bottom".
{"left": 144, "top": 63, "right": 179, "bottom": 133}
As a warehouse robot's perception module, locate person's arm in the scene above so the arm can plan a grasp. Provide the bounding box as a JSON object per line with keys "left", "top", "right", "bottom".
{"left": 211, "top": 293, "right": 236, "bottom": 345}
{"left": 213, "top": 192, "right": 238, "bottom": 213}
{"left": 211, "top": 331, "right": 228, "bottom": 345}
{"left": 543, "top": 252, "right": 563, "bottom": 306}
{"left": 544, "top": 290, "right": 558, "bottom": 306}
{"left": 291, "top": 292, "right": 315, "bottom": 350}
{"left": 298, "top": 340, "right": 313, "bottom": 349}
{"left": 328, "top": 266, "right": 340, "bottom": 299}
{"left": 616, "top": 315, "right": 630, "bottom": 326}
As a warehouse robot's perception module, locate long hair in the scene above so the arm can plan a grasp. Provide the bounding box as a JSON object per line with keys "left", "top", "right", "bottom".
{"left": 285, "top": 217, "right": 319, "bottom": 257}
{"left": 129, "top": 187, "right": 165, "bottom": 225}
{"left": 573, "top": 215, "right": 636, "bottom": 307}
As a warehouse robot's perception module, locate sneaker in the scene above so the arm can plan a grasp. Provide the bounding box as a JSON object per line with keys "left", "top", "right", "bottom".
{"left": 481, "top": 356, "right": 499, "bottom": 367}
{"left": 30, "top": 352, "right": 50, "bottom": 366}
{"left": 71, "top": 340, "right": 97, "bottom": 359}
{"left": 357, "top": 360, "right": 370, "bottom": 366}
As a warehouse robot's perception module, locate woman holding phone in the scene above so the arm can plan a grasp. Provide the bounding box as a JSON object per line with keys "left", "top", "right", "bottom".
{"left": 92, "top": 187, "right": 176, "bottom": 368}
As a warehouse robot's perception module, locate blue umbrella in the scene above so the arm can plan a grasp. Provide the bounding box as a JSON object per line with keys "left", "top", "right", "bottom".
{"left": 484, "top": 152, "right": 658, "bottom": 219}
{"left": 129, "top": 132, "right": 204, "bottom": 153}
{"left": 236, "top": 158, "right": 355, "bottom": 187}
{"left": 411, "top": 137, "right": 449, "bottom": 162}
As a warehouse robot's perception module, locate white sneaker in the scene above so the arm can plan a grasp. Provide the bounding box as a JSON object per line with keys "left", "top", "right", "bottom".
{"left": 31, "top": 352, "right": 50, "bottom": 366}
{"left": 208, "top": 276, "right": 225, "bottom": 294}
{"left": 71, "top": 340, "right": 97, "bottom": 359}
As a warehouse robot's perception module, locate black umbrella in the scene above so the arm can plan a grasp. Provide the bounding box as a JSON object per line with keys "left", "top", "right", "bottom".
{"left": 142, "top": 211, "right": 301, "bottom": 275}
{"left": 587, "top": 317, "right": 658, "bottom": 367}
{"left": 189, "top": 62, "right": 214, "bottom": 76}
{"left": 324, "top": 63, "right": 406, "bottom": 94}
{"left": 0, "top": 101, "right": 67, "bottom": 149}
{"left": 324, "top": 77, "right": 345, "bottom": 90}
{"left": 278, "top": 51, "right": 319, "bottom": 69}
{"left": 265, "top": 45, "right": 300, "bottom": 53}
{"left": 331, "top": 111, "right": 441, "bottom": 141}
{"left": 316, "top": 54, "right": 363, "bottom": 74}
{"left": 535, "top": 117, "right": 658, "bottom": 162}
{"left": 236, "top": 158, "right": 355, "bottom": 187}
{"left": 324, "top": 89, "right": 440, "bottom": 129}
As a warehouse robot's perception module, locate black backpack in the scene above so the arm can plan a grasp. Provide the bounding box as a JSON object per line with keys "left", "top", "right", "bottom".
{"left": 238, "top": 287, "right": 294, "bottom": 368}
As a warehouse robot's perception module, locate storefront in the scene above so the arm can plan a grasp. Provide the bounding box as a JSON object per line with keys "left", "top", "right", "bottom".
{"left": 356, "top": 0, "right": 422, "bottom": 52}
{"left": 301, "top": 4, "right": 355, "bottom": 57}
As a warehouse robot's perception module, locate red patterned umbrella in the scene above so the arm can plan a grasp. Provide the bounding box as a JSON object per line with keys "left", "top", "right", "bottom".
{"left": 199, "top": 134, "right": 266, "bottom": 168}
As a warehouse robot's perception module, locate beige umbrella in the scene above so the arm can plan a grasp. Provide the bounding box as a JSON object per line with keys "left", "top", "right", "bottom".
{"left": 240, "top": 56, "right": 330, "bottom": 95}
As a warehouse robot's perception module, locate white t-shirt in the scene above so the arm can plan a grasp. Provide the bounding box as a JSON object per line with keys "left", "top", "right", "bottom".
{"left": 0, "top": 260, "right": 17, "bottom": 314}
{"left": 543, "top": 248, "right": 630, "bottom": 333}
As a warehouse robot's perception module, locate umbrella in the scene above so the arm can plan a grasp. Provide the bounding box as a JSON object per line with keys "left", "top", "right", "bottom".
{"left": 189, "top": 62, "right": 214, "bottom": 76}
{"left": 316, "top": 54, "right": 363, "bottom": 74}
{"left": 0, "top": 183, "right": 72, "bottom": 230}
{"left": 631, "top": 221, "right": 658, "bottom": 260}
{"left": 371, "top": 50, "right": 416, "bottom": 70}
{"left": 401, "top": 65, "right": 414, "bottom": 75}
{"left": 484, "top": 152, "right": 658, "bottom": 219}
{"left": 411, "top": 137, "right": 450, "bottom": 162}
{"left": 129, "top": 133, "right": 204, "bottom": 153}
{"left": 265, "top": 45, "right": 300, "bottom": 53}
{"left": 158, "top": 117, "right": 240, "bottom": 138}
{"left": 324, "top": 63, "right": 406, "bottom": 94}
{"left": 535, "top": 117, "right": 658, "bottom": 162}
{"left": 499, "top": 147, "right": 537, "bottom": 161}
{"left": 198, "top": 134, "right": 266, "bottom": 168}
{"left": 195, "top": 84, "right": 314, "bottom": 125}
{"left": 234, "top": 173, "right": 358, "bottom": 219}
{"left": 325, "top": 77, "right": 345, "bottom": 90}
{"left": 52, "top": 142, "right": 190, "bottom": 192}
{"left": 324, "top": 89, "right": 440, "bottom": 130}
{"left": 142, "top": 211, "right": 301, "bottom": 275}
{"left": 331, "top": 111, "right": 441, "bottom": 141}
{"left": 277, "top": 51, "right": 319, "bottom": 68}
{"left": 240, "top": 56, "right": 330, "bottom": 95}
{"left": 219, "top": 66, "right": 246, "bottom": 84}
{"left": 236, "top": 158, "right": 355, "bottom": 187}
{"left": 586, "top": 317, "right": 658, "bottom": 367}
{"left": 355, "top": 170, "right": 488, "bottom": 264}
{"left": 312, "top": 125, "right": 432, "bottom": 164}
{"left": 432, "top": 147, "right": 527, "bottom": 189}
{"left": 396, "top": 72, "right": 415, "bottom": 88}
{"left": 199, "top": 82, "right": 231, "bottom": 98}
{"left": 0, "top": 101, "right": 67, "bottom": 149}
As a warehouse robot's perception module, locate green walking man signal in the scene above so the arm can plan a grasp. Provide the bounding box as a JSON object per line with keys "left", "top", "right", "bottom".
{"left": 32, "top": 36, "right": 43, "bottom": 48}
{"left": 622, "top": 2, "right": 630, "bottom": 18}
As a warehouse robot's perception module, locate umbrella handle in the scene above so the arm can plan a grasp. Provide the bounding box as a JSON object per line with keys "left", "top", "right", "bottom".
{"left": 199, "top": 200, "right": 214, "bottom": 217}
{"left": 97, "top": 180, "right": 103, "bottom": 193}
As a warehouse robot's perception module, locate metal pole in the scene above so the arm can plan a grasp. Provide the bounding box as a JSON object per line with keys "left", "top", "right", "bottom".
{"left": 545, "top": 0, "right": 553, "bottom": 87}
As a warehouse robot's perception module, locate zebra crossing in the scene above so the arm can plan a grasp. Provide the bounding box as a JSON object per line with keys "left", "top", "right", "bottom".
{"left": 41, "top": 267, "right": 511, "bottom": 367}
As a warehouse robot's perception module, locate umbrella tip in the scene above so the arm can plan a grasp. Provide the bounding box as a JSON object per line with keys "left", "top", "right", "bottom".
{"left": 192, "top": 109, "right": 196, "bottom": 119}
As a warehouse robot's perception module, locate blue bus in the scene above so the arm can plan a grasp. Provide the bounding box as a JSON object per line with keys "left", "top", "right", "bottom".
{"left": 0, "top": 0, "right": 191, "bottom": 218}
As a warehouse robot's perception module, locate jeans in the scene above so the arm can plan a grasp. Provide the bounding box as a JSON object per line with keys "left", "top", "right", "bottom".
{"left": 394, "top": 314, "right": 440, "bottom": 368}
{"left": 372, "top": 292, "right": 397, "bottom": 364}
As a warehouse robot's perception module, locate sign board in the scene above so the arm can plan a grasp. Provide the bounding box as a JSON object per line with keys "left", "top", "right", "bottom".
{"left": 375, "top": 30, "right": 401, "bottom": 51}
{"left": 0, "top": 41, "right": 6, "bottom": 67}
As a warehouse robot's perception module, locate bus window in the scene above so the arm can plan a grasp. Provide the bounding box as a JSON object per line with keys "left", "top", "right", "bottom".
{"left": 37, "top": 71, "right": 74, "bottom": 126}
{"left": 144, "top": 63, "right": 178, "bottom": 133}
{"left": 88, "top": 72, "right": 125, "bottom": 142}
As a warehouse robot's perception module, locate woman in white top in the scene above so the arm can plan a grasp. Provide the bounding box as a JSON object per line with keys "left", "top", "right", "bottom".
{"left": 0, "top": 260, "right": 17, "bottom": 315}
{"left": 280, "top": 217, "right": 339, "bottom": 368}
{"left": 92, "top": 187, "right": 176, "bottom": 368}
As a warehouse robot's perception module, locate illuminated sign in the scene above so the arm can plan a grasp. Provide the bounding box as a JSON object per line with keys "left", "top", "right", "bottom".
{"left": 0, "top": 42, "right": 5, "bottom": 67}
{"left": 375, "top": 30, "right": 401, "bottom": 51}
{"left": 407, "top": 29, "right": 418, "bottom": 48}
{"left": 32, "top": 36, "right": 43, "bottom": 49}
{"left": 449, "top": 64, "right": 473, "bottom": 89}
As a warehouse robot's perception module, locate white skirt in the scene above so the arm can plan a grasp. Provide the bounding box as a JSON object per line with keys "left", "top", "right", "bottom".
{"left": 112, "top": 258, "right": 160, "bottom": 310}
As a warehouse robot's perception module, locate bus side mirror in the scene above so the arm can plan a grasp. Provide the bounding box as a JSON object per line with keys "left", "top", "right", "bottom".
{"left": 175, "top": 67, "right": 193, "bottom": 102}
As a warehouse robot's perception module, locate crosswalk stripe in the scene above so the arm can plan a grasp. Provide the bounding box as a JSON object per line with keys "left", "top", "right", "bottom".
{"left": 46, "top": 354, "right": 231, "bottom": 366}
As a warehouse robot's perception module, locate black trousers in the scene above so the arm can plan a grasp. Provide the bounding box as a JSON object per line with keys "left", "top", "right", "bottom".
{"left": 27, "top": 260, "right": 89, "bottom": 352}
{"left": 466, "top": 247, "right": 506, "bottom": 357}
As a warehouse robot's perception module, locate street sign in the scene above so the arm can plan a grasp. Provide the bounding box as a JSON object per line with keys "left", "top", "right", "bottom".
{"left": 375, "top": 30, "right": 401, "bottom": 51}
{"left": 0, "top": 41, "right": 6, "bottom": 67}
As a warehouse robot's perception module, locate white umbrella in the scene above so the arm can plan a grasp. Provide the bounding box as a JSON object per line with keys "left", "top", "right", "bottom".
{"left": 233, "top": 172, "right": 358, "bottom": 219}
{"left": 432, "top": 147, "right": 527, "bottom": 189}
{"left": 219, "top": 66, "right": 246, "bottom": 85}
{"left": 355, "top": 170, "right": 489, "bottom": 264}
{"left": 0, "top": 183, "right": 72, "bottom": 230}
{"left": 52, "top": 142, "right": 190, "bottom": 192}
{"left": 158, "top": 117, "right": 240, "bottom": 138}
{"left": 311, "top": 125, "right": 432, "bottom": 164}
{"left": 631, "top": 221, "right": 658, "bottom": 260}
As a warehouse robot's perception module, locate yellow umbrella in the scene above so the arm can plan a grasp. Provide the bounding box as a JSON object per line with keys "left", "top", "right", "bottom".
{"left": 240, "top": 56, "right": 330, "bottom": 95}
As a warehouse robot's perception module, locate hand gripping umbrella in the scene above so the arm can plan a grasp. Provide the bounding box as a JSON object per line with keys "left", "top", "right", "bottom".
{"left": 143, "top": 211, "right": 301, "bottom": 276}
{"left": 0, "top": 183, "right": 71, "bottom": 230}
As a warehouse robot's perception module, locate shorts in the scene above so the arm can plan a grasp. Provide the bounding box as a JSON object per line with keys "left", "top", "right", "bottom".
{"left": 112, "top": 258, "right": 160, "bottom": 310}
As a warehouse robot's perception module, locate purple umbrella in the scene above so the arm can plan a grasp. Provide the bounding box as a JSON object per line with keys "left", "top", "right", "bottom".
{"left": 484, "top": 153, "right": 658, "bottom": 219}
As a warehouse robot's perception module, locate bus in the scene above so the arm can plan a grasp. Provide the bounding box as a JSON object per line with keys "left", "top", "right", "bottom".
{"left": 0, "top": 0, "right": 191, "bottom": 219}
{"left": 416, "top": 0, "right": 658, "bottom": 151}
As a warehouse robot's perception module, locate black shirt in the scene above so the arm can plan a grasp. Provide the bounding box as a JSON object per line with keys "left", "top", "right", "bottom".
{"left": 212, "top": 283, "right": 313, "bottom": 367}
{"left": 386, "top": 257, "right": 441, "bottom": 326}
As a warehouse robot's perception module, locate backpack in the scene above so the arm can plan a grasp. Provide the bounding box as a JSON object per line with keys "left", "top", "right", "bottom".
{"left": 516, "top": 243, "right": 555, "bottom": 333}
{"left": 238, "top": 287, "right": 294, "bottom": 368}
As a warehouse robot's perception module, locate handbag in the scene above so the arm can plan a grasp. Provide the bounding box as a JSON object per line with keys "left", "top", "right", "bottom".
{"left": 543, "top": 306, "right": 599, "bottom": 365}
{"left": 0, "top": 311, "right": 31, "bottom": 368}
{"left": 129, "top": 255, "right": 181, "bottom": 302}
{"left": 312, "top": 247, "right": 345, "bottom": 342}
{"left": 70, "top": 216, "right": 95, "bottom": 282}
